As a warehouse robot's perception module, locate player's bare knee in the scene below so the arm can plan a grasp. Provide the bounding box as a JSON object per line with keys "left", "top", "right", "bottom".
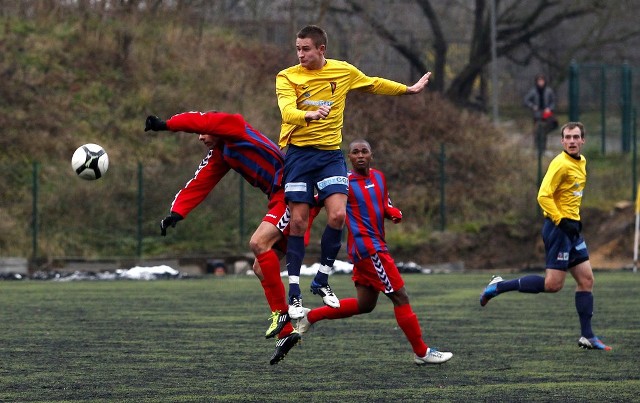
{"left": 289, "top": 217, "right": 308, "bottom": 236}
{"left": 358, "top": 302, "right": 376, "bottom": 314}
{"left": 326, "top": 209, "right": 346, "bottom": 229}
{"left": 577, "top": 277, "right": 594, "bottom": 291}
{"left": 388, "top": 289, "right": 410, "bottom": 306}
{"left": 585, "top": 277, "right": 594, "bottom": 289}
{"left": 249, "top": 236, "right": 268, "bottom": 256}
{"left": 544, "top": 282, "right": 563, "bottom": 293}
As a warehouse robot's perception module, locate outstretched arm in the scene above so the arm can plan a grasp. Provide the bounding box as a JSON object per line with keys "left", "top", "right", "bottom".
{"left": 170, "top": 148, "right": 231, "bottom": 218}
{"left": 145, "top": 111, "right": 248, "bottom": 142}
{"left": 405, "top": 72, "right": 432, "bottom": 95}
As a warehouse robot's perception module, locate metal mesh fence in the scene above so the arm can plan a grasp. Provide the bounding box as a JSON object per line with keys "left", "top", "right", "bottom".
{"left": 0, "top": 159, "right": 269, "bottom": 260}
{"left": 4, "top": 145, "right": 522, "bottom": 262}
{"left": 571, "top": 63, "right": 640, "bottom": 155}
{"left": 3, "top": 139, "right": 630, "bottom": 264}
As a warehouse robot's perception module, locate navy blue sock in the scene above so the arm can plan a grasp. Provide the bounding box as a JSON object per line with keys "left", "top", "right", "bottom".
{"left": 286, "top": 235, "right": 305, "bottom": 298}
{"left": 575, "top": 291, "right": 594, "bottom": 338}
{"left": 313, "top": 225, "right": 342, "bottom": 285}
{"left": 497, "top": 275, "right": 545, "bottom": 294}
{"left": 517, "top": 275, "right": 546, "bottom": 293}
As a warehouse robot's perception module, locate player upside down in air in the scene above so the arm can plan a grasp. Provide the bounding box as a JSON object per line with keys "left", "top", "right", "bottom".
{"left": 145, "top": 111, "right": 300, "bottom": 364}
{"left": 480, "top": 122, "right": 611, "bottom": 351}
{"left": 296, "top": 139, "right": 453, "bottom": 365}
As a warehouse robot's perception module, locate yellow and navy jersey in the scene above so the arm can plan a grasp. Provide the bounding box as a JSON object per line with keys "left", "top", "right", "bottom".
{"left": 537, "top": 151, "right": 586, "bottom": 224}
{"left": 275, "top": 59, "right": 407, "bottom": 150}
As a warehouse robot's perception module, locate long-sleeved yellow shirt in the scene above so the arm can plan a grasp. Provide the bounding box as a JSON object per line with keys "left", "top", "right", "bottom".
{"left": 276, "top": 59, "right": 407, "bottom": 149}
{"left": 537, "top": 151, "right": 586, "bottom": 224}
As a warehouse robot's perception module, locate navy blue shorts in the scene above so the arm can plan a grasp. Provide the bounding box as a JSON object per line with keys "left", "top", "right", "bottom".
{"left": 283, "top": 145, "right": 348, "bottom": 204}
{"left": 542, "top": 218, "right": 589, "bottom": 270}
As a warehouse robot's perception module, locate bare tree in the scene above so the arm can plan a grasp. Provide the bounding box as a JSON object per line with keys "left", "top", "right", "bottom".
{"left": 345, "top": 0, "right": 640, "bottom": 108}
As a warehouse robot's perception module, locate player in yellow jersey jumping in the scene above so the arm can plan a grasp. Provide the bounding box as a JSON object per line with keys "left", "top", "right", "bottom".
{"left": 480, "top": 122, "right": 612, "bottom": 351}
{"left": 275, "top": 25, "right": 432, "bottom": 319}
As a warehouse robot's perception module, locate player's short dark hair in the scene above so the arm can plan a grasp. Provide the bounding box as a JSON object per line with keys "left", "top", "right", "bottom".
{"left": 349, "top": 139, "right": 372, "bottom": 152}
{"left": 560, "top": 122, "right": 585, "bottom": 138}
{"left": 297, "top": 25, "right": 328, "bottom": 49}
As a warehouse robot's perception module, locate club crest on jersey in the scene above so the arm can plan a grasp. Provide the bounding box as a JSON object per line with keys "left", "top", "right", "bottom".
{"left": 330, "top": 82, "right": 337, "bottom": 94}
{"left": 557, "top": 252, "right": 569, "bottom": 261}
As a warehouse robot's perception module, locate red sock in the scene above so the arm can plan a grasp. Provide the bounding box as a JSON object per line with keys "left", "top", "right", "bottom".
{"left": 394, "top": 304, "right": 428, "bottom": 357}
{"left": 257, "top": 250, "right": 295, "bottom": 338}
{"left": 256, "top": 250, "right": 287, "bottom": 313}
{"left": 277, "top": 322, "right": 295, "bottom": 339}
{"left": 307, "top": 298, "right": 360, "bottom": 323}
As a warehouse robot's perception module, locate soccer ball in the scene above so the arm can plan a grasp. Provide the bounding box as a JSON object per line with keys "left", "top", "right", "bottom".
{"left": 71, "top": 143, "right": 109, "bottom": 180}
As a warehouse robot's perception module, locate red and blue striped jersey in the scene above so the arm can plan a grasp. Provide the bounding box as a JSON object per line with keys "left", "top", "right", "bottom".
{"left": 346, "top": 168, "right": 402, "bottom": 262}
{"left": 166, "top": 111, "right": 284, "bottom": 218}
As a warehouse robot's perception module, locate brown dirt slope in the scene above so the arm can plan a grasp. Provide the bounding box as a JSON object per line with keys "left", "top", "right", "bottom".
{"left": 396, "top": 203, "right": 636, "bottom": 271}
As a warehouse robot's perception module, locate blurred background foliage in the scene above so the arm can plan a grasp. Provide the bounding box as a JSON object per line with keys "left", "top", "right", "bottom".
{"left": 0, "top": 1, "right": 638, "bottom": 265}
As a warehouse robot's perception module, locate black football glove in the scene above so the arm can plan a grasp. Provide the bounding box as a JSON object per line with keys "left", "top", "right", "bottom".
{"left": 558, "top": 218, "right": 580, "bottom": 240}
{"left": 160, "top": 212, "right": 183, "bottom": 236}
{"left": 145, "top": 115, "right": 168, "bottom": 132}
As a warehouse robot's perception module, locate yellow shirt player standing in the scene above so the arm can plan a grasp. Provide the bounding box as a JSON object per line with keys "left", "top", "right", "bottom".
{"left": 479, "top": 122, "right": 611, "bottom": 351}
{"left": 275, "top": 25, "right": 432, "bottom": 320}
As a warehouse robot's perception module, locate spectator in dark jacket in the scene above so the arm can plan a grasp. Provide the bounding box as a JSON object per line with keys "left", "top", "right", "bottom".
{"left": 524, "top": 74, "right": 558, "bottom": 151}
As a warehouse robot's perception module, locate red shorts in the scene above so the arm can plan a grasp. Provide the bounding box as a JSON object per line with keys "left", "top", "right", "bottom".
{"left": 263, "top": 190, "right": 290, "bottom": 253}
{"left": 352, "top": 252, "right": 405, "bottom": 294}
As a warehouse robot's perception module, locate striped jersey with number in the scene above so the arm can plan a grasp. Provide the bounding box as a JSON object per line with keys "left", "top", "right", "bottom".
{"left": 346, "top": 168, "right": 402, "bottom": 262}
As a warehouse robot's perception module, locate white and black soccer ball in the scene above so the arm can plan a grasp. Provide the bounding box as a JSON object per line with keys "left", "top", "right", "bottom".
{"left": 71, "top": 143, "right": 109, "bottom": 180}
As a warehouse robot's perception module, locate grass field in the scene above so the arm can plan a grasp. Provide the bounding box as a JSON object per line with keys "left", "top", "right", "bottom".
{"left": 1, "top": 272, "right": 639, "bottom": 402}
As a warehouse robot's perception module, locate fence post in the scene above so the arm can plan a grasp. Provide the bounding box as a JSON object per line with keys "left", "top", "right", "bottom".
{"left": 439, "top": 143, "right": 446, "bottom": 231}
{"left": 239, "top": 175, "right": 245, "bottom": 247}
{"left": 600, "top": 65, "right": 607, "bottom": 155}
{"left": 536, "top": 122, "right": 544, "bottom": 186}
{"left": 569, "top": 61, "right": 580, "bottom": 122}
{"left": 31, "top": 161, "right": 39, "bottom": 260}
{"left": 621, "top": 62, "right": 632, "bottom": 153}
{"left": 633, "top": 108, "right": 637, "bottom": 203}
{"left": 137, "top": 162, "right": 143, "bottom": 258}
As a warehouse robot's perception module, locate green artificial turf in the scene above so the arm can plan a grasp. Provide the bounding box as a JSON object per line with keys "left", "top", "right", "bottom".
{"left": 0, "top": 272, "right": 638, "bottom": 402}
